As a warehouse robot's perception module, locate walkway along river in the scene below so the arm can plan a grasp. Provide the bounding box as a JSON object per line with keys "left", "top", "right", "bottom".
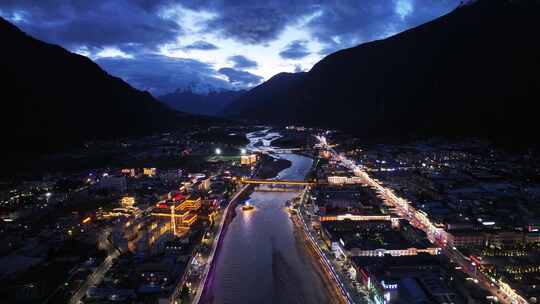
{"left": 200, "top": 131, "right": 337, "bottom": 304}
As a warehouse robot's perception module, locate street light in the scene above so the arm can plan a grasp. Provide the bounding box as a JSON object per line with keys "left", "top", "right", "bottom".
{"left": 215, "top": 148, "right": 222, "bottom": 155}
{"left": 240, "top": 148, "right": 246, "bottom": 155}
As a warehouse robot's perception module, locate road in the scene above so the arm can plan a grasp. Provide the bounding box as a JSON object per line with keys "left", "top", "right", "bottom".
{"left": 316, "top": 135, "right": 528, "bottom": 304}
{"left": 69, "top": 228, "right": 123, "bottom": 304}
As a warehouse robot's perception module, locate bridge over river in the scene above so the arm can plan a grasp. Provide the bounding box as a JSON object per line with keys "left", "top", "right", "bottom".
{"left": 199, "top": 131, "right": 339, "bottom": 304}
{"left": 240, "top": 178, "right": 315, "bottom": 192}
{"left": 240, "top": 177, "right": 315, "bottom": 186}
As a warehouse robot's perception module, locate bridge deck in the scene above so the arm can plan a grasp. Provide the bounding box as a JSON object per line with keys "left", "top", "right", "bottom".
{"left": 240, "top": 178, "right": 315, "bottom": 186}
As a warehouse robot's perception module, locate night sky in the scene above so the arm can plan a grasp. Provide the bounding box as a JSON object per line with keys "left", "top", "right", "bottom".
{"left": 0, "top": 0, "right": 461, "bottom": 95}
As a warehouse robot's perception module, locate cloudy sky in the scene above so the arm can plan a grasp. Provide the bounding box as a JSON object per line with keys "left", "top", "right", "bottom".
{"left": 0, "top": 0, "right": 460, "bottom": 95}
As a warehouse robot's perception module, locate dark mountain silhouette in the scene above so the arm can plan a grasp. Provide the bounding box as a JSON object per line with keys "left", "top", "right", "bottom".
{"left": 159, "top": 89, "right": 245, "bottom": 116}
{"left": 0, "top": 17, "right": 205, "bottom": 153}
{"left": 224, "top": 0, "right": 540, "bottom": 144}
{"left": 224, "top": 72, "right": 306, "bottom": 117}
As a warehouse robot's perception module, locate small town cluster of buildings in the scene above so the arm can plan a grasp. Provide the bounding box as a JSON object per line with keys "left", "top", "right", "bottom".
{"left": 0, "top": 127, "right": 255, "bottom": 304}
{"left": 307, "top": 139, "right": 528, "bottom": 303}
{"left": 318, "top": 134, "right": 540, "bottom": 303}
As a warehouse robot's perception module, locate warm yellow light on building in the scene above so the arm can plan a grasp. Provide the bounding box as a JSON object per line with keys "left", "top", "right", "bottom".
{"left": 241, "top": 154, "right": 258, "bottom": 165}
{"left": 120, "top": 196, "right": 135, "bottom": 207}
{"left": 143, "top": 168, "right": 157, "bottom": 177}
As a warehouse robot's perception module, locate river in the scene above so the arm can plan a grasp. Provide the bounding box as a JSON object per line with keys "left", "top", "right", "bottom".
{"left": 201, "top": 130, "right": 335, "bottom": 304}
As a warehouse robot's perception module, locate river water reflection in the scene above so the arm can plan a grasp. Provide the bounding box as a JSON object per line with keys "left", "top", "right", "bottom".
{"left": 201, "top": 131, "right": 334, "bottom": 304}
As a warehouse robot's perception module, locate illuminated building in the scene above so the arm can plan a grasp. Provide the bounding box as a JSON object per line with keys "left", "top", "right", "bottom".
{"left": 181, "top": 181, "right": 193, "bottom": 191}
{"left": 208, "top": 210, "right": 218, "bottom": 223}
{"left": 176, "top": 196, "right": 202, "bottom": 211}
{"left": 320, "top": 214, "right": 400, "bottom": 230}
{"left": 241, "top": 154, "right": 258, "bottom": 165}
{"left": 349, "top": 247, "right": 440, "bottom": 257}
{"left": 487, "top": 231, "right": 524, "bottom": 245}
{"left": 106, "top": 207, "right": 139, "bottom": 217}
{"left": 151, "top": 196, "right": 202, "bottom": 236}
{"left": 200, "top": 177, "right": 211, "bottom": 191}
{"left": 319, "top": 150, "right": 332, "bottom": 159}
{"left": 327, "top": 175, "right": 363, "bottom": 185}
{"left": 182, "top": 213, "right": 198, "bottom": 226}
{"left": 121, "top": 168, "right": 136, "bottom": 177}
{"left": 321, "top": 219, "right": 438, "bottom": 258}
{"left": 447, "top": 230, "right": 532, "bottom": 246}
{"left": 120, "top": 196, "right": 135, "bottom": 207}
{"left": 152, "top": 207, "right": 196, "bottom": 230}
{"left": 322, "top": 213, "right": 389, "bottom": 222}
{"left": 352, "top": 255, "right": 444, "bottom": 304}
{"left": 143, "top": 167, "right": 157, "bottom": 177}
{"left": 446, "top": 231, "right": 486, "bottom": 247}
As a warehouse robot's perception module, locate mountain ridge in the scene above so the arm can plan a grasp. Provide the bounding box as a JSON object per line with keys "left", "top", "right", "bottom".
{"left": 224, "top": 0, "right": 540, "bottom": 144}
{"left": 0, "top": 17, "right": 206, "bottom": 153}
{"left": 223, "top": 72, "right": 307, "bottom": 118}
{"left": 159, "top": 88, "right": 245, "bottom": 116}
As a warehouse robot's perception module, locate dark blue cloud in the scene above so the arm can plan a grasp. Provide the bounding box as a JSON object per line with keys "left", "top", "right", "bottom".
{"left": 178, "top": 0, "right": 460, "bottom": 50}
{"left": 96, "top": 54, "right": 231, "bottom": 95}
{"left": 183, "top": 40, "right": 218, "bottom": 51}
{"left": 279, "top": 40, "right": 310, "bottom": 60}
{"left": 205, "top": 7, "right": 298, "bottom": 45}
{"left": 0, "top": 0, "right": 462, "bottom": 92}
{"left": 178, "top": 1, "right": 320, "bottom": 45}
{"left": 307, "top": 0, "right": 461, "bottom": 55}
{"left": 228, "top": 55, "right": 258, "bottom": 69}
{"left": 218, "top": 67, "right": 263, "bottom": 87}
{"left": 0, "top": 0, "right": 462, "bottom": 54}
{"left": 0, "top": 0, "right": 179, "bottom": 51}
